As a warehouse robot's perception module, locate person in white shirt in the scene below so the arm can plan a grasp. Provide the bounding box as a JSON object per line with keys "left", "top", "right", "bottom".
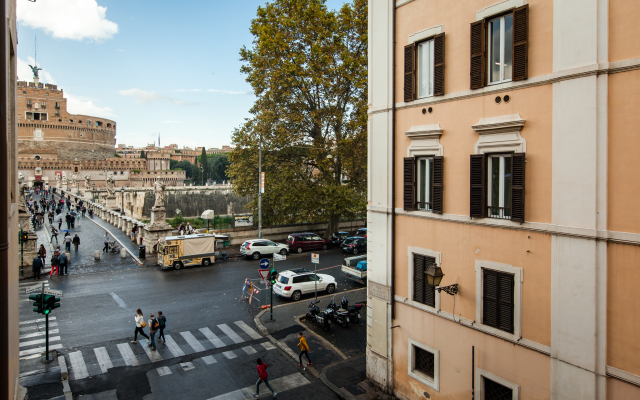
{"left": 131, "top": 308, "right": 149, "bottom": 344}
{"left": 103, "top": 232, "right": 110, "bottom": 252}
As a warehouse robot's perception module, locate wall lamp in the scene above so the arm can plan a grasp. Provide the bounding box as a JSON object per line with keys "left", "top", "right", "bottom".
{"left": 425, "top": 265, "right": 459, "bottom": 296}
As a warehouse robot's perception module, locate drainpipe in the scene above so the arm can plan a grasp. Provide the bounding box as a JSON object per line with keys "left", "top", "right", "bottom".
{"left": 389, "top": 0, "right": 397, "bottom": 395}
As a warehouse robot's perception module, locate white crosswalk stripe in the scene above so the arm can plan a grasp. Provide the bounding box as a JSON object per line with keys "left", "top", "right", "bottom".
{"left": 69, "top": 351, "right": 89, "bottom": 380}
{"left": 20, "top": 316, "right": 56, "bottom": 325}
{"left": 20, "top": 329, "right": 59, "bottom": 339}
{"left": 139, "top": 340, "right": 163, "bottom": 362}
{"left": 222, "top": 350, "right": 237, "bottom": 360}
{"left": 164, "top": 335, "right": 185, "bottom": 357}
{"left": 207, "top": 373, "right": 310, "bottom": 400}
{"left": 199, "top": 327, "right": 226, "bottom": 348}
{"left": 180, "top": 331, "right": 206, "bottom": 353}
{"left": 117, "top": 343, "right": 140, "bottom": 367}
{"left": 20, "top": 322, "right": 57, "bottom": 332}
{"left": 157, "top": 366, "right": 172, "bottom": 376}
{"left": 218, "top": 324, "right": 244, "bottom": 344}
{"left": 94, "top": 347, "right": 113, "bottom": 374}
{"left": 19, "top": 344, "right": 63, "bottom": 357}
{"left": 234, "top": 321, "right": 262, "bottom": 340}
{"left": 261, "top": 342, "right": 276, "bottom": 351}
{"left": 242, "top": 346, "right": 257, "bottom": 355}
{"left": 19, "top": 336, "right": 61, "bottom": 347}
{"left": 180, "top": 362, "right": 195, "bottom": 371}
{"left": 201, "top": 355, "right": 217, "bottom": 365}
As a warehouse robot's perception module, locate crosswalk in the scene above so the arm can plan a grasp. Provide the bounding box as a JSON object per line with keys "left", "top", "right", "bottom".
{"left": 62, "top": 320, "right": 275, "bottom": 381}
{"left": 19, "top": 279, "right": 63, "bottom": 360}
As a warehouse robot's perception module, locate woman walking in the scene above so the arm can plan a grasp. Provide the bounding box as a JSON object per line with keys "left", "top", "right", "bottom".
{"left": 131, "top": 309, "right": 149, "bottom": 344}
{"left": 253, "top": 358, "right": 276, "bottom": 398}
{"left": 297, "top": 331, "right": 312, "bottom": 367}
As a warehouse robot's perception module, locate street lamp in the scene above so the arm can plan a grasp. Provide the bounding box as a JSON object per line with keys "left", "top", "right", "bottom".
{"left": 92, "top": 182, "right": 95, "bottom": 200}
{"left": 200, "top": 166, "right": 204, "bottom": 186}
{"left": 120, "top": 187, "right": 125, "bottom": 215}
{"left": 18, "top": 223, "right": 24, "bottom": 277}
{"left": 425, "top": 265, "right": 459, "bottom": 296}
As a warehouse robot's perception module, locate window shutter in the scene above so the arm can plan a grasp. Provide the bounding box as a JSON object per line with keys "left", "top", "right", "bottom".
{"left": 423, "top": 256, "right": 436, "bottom": 307}
{"left": 433, "top": 33, "right": 445, "bottom": 96}
{"left": 511, "top": 153, "right": 525, "bottom": 223}
{"left": 404, "top": 157, "right": 416, "bottom": 211}
{"left": 431, "top": 156, "right": 443, "bottom": 214}
{"left": 413, "top": 254, "right": 425, "bottom": 304}
{"left": 498, "top": 273, "right": 515, "bottom": 333}
{"left": 470, "top": 20, "right": 485, "bottom": 90}
{"left": 512, "top": 5, "right": 529, "bottom": 81}
{"left": 470, "top": 154, "right": 486, "bottom": 218}
{"left": 483, "top": 269, "right": 499, "bottom": 328}
{"left": 404, "top": 44, "right": 415, "bottom": 102}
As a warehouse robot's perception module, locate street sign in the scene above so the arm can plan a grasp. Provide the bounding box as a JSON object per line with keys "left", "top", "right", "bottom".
{"left": 24, "top": 284, "right": 42, "bottom": 294}
{"left": 259, "top": 258, "right": 270, "bottom": 269}
{"left": 44, "top": 289, "right": 63, "bottom": 297}
{"left": 258, "top": 269, "right": 270, "bottom": 281}
{"left": 273, "top": 253, "right": 286, "bottom": 261}
{"left": 311, "top": 253, "right": 319, "bottom": 264}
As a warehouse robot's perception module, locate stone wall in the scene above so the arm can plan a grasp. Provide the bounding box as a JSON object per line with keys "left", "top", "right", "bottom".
{"left": 18, "top": 139, "right": 115, "bottom": 160}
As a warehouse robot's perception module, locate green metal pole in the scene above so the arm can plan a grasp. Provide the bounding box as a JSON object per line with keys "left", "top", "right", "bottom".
{"left": 19, "top": 227, "right": 23, "bottom": 277}
{"left": 270, "top": 284, "right": 273, "bottom": 321}
{"left": 45, "top": 312, "right": 49, "bottom": 362}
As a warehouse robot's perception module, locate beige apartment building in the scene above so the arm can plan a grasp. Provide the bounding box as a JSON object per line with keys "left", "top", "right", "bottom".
{"left": 367, "top": 0, "right": 640, "bottom": 399}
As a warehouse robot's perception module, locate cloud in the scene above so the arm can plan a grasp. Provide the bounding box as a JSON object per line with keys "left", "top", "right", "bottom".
{"left": 208, "top": 89, "right": 250, "bottom": 95}
{"left": 17, "top": 0, "right": 118, "bottom": 41}
{"left": 17, "top": 56, "right": 56, "bottom": 83}
{"left": 175, "top": 89, "right": 202, "bottom": 92}
{"left": 116, "top": 49, "right": 125, "bottom": 52}
{"left": 118, "top": 88, "right": 189, "bottom": 105}
{"left": 161, "top": 120, "right": 182, "bottom": 124}
{"left": 66, "top": 93, "right": 116, "bottom": 119}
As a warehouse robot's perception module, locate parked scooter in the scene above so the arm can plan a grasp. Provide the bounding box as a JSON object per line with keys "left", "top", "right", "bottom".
{"left": 341, "top": 296, "right": 366, "bottom": 324}
{"left": 326, "top": 295, "right": 349, "bottom": 327}
{"left": 306, "top": 299, "right": 330, "bottom": 331}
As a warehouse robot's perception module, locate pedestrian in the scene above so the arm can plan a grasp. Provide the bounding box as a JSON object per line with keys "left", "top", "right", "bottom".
{"left": 64, "top": 233, "right": 72, "bottom": 252}
{"left": 32, "top": 257, "right": 43, "bottom": 280}
{"left": 59, "top": 251, "right": 68, "bottom": 276}
{"left": 297, "top": 332, "right": 312, "bottom": 367}
{"left": 50, "top": 227, "right": 59, "bottom": 244}
{"left": 129, "top": 229, "right": 135, "bottom": 242}
{"left": 48, "top": 211, "right": 53, "bottom": 225}
{"left": 70, "top": 213, "right": 75, "bottom": 229}
{"left": 65, "top": 213, "right": 71, "bottom": 230}
{"left": 50, "top": 251, "right": 60, "bottom": 277}
{"left": 253, "top": 358, "right": 277, "bottom": 398}
{"left": 103, "top": 232, "right": 110, "bottom": 252}
{"left": 157, "top": 311, "right": 166, "bottom": 344}
{"left": 131, "top": 309, "right": 149, "bottom": 344}
{"left": 148, "top": 313, "right": 159, "bottom": 351}
{"left": 76, "top": 213, "right": 81, "bottom": 227}
{"left": 38, "top": 244, "right": 47, "bottom": 268}
{"left": 72, "top": 234, "right": 80, "bottom": 253}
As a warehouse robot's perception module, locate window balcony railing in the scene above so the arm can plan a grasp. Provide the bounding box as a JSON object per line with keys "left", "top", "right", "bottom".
{"left": 487, "top": 206, "right": 511, "bottom": 220}
{"left": 417, "top": 202, "right": 432, "bottom": 211}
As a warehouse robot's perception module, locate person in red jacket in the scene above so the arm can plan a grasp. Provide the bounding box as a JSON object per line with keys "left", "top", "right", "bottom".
{"left": 253, "top": 358, "right": 276, "bottom": 398}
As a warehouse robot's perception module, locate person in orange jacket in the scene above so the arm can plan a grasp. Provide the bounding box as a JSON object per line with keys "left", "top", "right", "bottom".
{"left": 297, "top": 331, "right": 312, "bottom": 367}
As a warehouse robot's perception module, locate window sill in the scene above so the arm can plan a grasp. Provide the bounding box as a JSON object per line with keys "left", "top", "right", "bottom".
{"left": 487, "top": 79, "right": 512, "bottom": 86}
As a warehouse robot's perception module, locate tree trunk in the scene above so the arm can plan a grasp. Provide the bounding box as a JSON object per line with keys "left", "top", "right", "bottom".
{"left": 325, "top": 213, "right": 340, "bottom": 238}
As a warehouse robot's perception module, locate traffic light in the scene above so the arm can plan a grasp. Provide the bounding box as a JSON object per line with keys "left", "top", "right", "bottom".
{"left": 29, "top": 294, "right": 43, "bottom": 314}
{"left": 20, "top": 231, "right": 28, "bottom": 243}
{"left": 269, "top": 268, "right": 277, "bottom": 285}
{"left": 43, "top": 294, "right": 61, "bottom": 315}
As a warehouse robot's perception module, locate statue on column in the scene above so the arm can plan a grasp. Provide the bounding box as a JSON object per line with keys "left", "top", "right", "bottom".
{"left": 18, "top": 172, "right": 27, "bottom": 213}
{"left": 61, "top": 172, "right": 68, "bottom": 187}
{"left": 55, "top": 173, "right": 61, "bottom": 187}
{"left": 84, "top": 173, "right": 91, "bottom": 189}
{"left": 106, "top": 172, "right": 116, "bottom": 196}
{"left": 71, "top": 172, "right": 78, "bottom": 188}
{"left": 153, "top": 176, "right": 166, "bottom": 209}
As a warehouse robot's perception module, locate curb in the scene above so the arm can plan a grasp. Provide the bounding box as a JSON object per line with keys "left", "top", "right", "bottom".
{"left": 320, "top": 357, "right": 362, "bottom": 400}
{"left": 85, "top": 216, "right": 143, "bottom": 265}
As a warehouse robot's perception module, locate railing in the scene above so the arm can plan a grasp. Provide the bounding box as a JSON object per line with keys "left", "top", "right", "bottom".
{"left": 417, "top": 202, "right": 432, "bottom": 211}
{"left": 487, "top": 206, "right": 511, "bottom": 220}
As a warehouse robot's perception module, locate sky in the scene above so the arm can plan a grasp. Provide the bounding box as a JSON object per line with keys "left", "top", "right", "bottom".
{"left": 16, "top": 0, "right": 350, "bottom": 149}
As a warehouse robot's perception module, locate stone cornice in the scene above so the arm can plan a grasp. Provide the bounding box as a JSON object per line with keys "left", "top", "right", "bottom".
{"left": 471, "top": 114, "right": 525, "bottom": 135}
{"left": 405, "top": 124, "right": 443, "bottom": 139}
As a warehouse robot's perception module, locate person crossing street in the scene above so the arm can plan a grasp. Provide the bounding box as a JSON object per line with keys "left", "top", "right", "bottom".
{"left": 297, "top": 331, "right": 312, "bottom": 367}
{"left": 157, "top": 311, "right": 166, "bottom": 344}
{"left": 72, "top": 234, "right": 80, "bottom": 253}
{"left": 59, "top": 250, "right": 68, "bottom": 276}
{"left": 132, "top": 309, "right": 149, "bottom": 344}
{"left": 148, "top": 313, "right": 159, "bottom": 351}
{"left": 253, "top": 358, "right": 277, "bottom": 398}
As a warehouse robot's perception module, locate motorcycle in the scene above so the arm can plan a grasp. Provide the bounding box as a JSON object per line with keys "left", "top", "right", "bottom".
{"left": 341, "top": 296, "right": 366, "bottom": 324}
{"left": 306, "top": 299, "right": 330, "bottom": 331}
{"left": 326, "top": 295, "right": 349, "bottom": 327}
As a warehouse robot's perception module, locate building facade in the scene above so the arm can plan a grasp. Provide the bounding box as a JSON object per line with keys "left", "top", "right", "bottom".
{"left": 368, "top": 0, "right": 640, "bottom": 399}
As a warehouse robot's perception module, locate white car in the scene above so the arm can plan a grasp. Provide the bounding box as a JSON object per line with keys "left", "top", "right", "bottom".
{"left": 240, "top": 239, "right": 289, "bottom": 260}
{"left": 273, "top": 269, "right": 337, "bottom": 301}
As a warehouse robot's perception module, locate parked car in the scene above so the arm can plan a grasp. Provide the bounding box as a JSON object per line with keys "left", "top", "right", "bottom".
{"left": 342, "top": 236, "right": 367, "bottom": 255}
{"left": 240, "top": 239, "right": 289, "bottom": 260}
{"left": 330, "top": 231, "right": 351, "bottom": 245}
{"left": 273, "top": 269, "right": 337, "bottom": 301}
{"left": 286, "top": 233, "right": 331, "bottom": 253}
{"left": 356, "top": 228, "right": 367, "bottom": 238}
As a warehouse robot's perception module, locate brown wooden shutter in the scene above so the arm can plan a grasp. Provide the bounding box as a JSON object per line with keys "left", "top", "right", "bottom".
{"left": 404, "top": 44, "right": 415, "bottom": 102}
{"left": 470, "top": 20, "right": 485, "bottom": 90}
{"left": 413, "top": 254, "right": 425, "bottom": 303}
{"left": 404, "top": 157, "right": 416, "bottom": 211}
{"left": 510, "top": 153, "right": 525, "bottom": 223}
{"left": 423, "top": 256, "right": 436, "bottom": 307}
{"left": 483, "top": 269, "right": 499, "bottom": 328}
{"left": 433, "top": 33, "right": 445, "bottom": 96}
{"left": 470, "top": 154, "right": 486, "bottom": 218}
{"left": 431, "top": 156, "right": 443, "bottom": 214}
{"left": 498, "top": 272, "right": 515, "bottom": 333}
{"left": 512, "top": 5, "right": 529, "bottom": 81}
{"left": 483, "top": 269, "right": 515, "bottom": 334}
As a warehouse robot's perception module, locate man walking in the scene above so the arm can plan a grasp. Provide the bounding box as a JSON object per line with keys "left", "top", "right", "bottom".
{"left": 157, "top": 311, "right": 166, "bottom": 344}
{"left": 103, "top": 232, "right": 110, "bottom": 252}
{"left": 297, "top": 331, "right": 312, "bottom": 367}
{"left": 72, "top": 234, "right": 80, "bottom": 253}
{"left": 57, "top": 217, "right": 62, "bottom": 231}
{"left": 65, "top": 213, "right": 71, "bottom": 230}
{"left": 148, "top": 313, "right": 159, "bottom": 351}
{"left": 32, "top": 257, "right": 43, "bottom": 280}
{"left": 64, "top": 233, "right": 72, "bottom": 252}
{"left": 50, "top": 251, "right": 60, "bottom": 277}
{"left": 50, "top": 227, "right": 59, "bottom": 244}
{"left": 38, "top": 244, "right": 47, "bottom": 269}
{"left": 59, "top": 251, "right": 68, "bottom": 276}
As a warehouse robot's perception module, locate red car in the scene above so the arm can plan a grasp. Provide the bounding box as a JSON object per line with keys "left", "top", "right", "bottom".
{"left": 286, "top": 233, "right": 330, "bottom": 253}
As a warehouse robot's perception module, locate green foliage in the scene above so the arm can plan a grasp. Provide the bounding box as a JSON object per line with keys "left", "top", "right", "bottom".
{"left": 140, "top": 150, "right": 147, "bottom": 159}
{"left": 170, "top": 159, "right": 178, "bottom": 170}
{"left": 114, "top": 152, "right": 121, "bottom": 158}
{"left": 230, "top": 0, "right": 367, "bottom": 235}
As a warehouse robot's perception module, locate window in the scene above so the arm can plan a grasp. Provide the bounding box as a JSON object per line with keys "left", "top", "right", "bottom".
{"left": 403, "top": 156, "right": 443, "bottom": 213}
{"left": 484, "top": 377, "right": 513, "bottom": 400}
{"left": 414, "top": 347, "right": 434, "bottom": 378}
{"left": 416, "top": 39, "right": 434, "bottom": 98}
{"left": 55, "top": 102, "right": 60, "bottom": 109}
{"left": 27, "top": 100, "right": 32, "bottom": 107}
{"left": 22, "top": 90, "right": 26, "bottom": 94}
{"left": 487, "top": 14, "right": 513, "bottom": 84}
{"left": 475, "top": 368, "right": 520, "bottom": 400}
{"left": 403, "top": 33, "right": 445, "bottom": 101}
{"left": 408, "top": 338, "right": 439, "bottom": 391}
{"left": 26, "top": 112, "right": 32, "bottom": 120}
{"left": 41, "top": 101, "right": 46, "bottom": 108}
{"left": 69, "top": 119, "right": 73, "bottom": 123}
{"left": 413, "top": 254, "right": 436, "bottom": 308}
{"left": 55, "top": 111, "right": 60, "bottom": 117}
{"left": 416, "top": 157, "right": 433, "bottom": 210}
{"left": 482, "top": 268, "right": 514, "bottom": 334}
{"left": 487, "top": 154, "right": 511, "bottom": 219}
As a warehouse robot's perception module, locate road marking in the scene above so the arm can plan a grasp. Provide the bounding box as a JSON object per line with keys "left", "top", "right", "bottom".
{"left": 19, "top": 280, "right": 49, "bottom": 287}
{"left": 20, "top": 329, "right": 59, "bottom": 339}
{"left": 163, "top": 335, "right": 185, "bottom": 358}
{"left": 157, "top": 366, "right": 172, "bottom": 376}
{"left": 94, "top": 347, "right": 113, "bottom": 374}
{"left": 69, "top": 351, "right": 89, "bottom": 380}
{"left": 261, "top": 342, "right": 276, "bottom": 351}
{"left": 117, "top": 343, "right": 139, "bottom": 367}
{"left": 109, "top": 292, "right": 130, "bottom": 311}
{"left": 19, "top": 354, "right": 43, "bottom": 361}
{"left": 234, "top": 321, "right": 262, "bottom": 340}
{"left": 180, "top": 362, "right": 195, "bottom": 371}
{"left": 242, "top": 346, "right": 257, "bottom": 355}
{"left": 222, "top": 350, "right": 237, "bottom": 360}
{"left": 20, "top": 322, "right": 58, "bottom": 331}
{"left": 207, "top": 373, "right": 310, "bottom": 400}
{"left": 139, "top": 340, "right": 163, "bottom": 362}
{"left": 19, "top": 344, "right": 63, "bottom": 357}
{"left": 218, "top": 324, "right": 244, "bottom": 344}
{"left": 19, "top": 336, "right": 61, "bottom": 347}
{"left": 180, "top": 331, "right": 206, "bottom": 353}
{"left": 20, "top": 317, "right": 56, "bottom": 325}
{"left": 199, "top": 327, "right": 226, "bottom": 348}
{"left": 201, "top": 355, "right": 217, "bottom": 365}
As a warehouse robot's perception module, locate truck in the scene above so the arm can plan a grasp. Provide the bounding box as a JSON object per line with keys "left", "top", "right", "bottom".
{"left": 341, "top": 255, "right": 367, "bottom": 284}
{"left": 157, "top": 234, "right": 217, "bottom": 270}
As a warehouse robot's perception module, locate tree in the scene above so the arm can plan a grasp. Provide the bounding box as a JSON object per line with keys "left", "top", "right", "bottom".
{"left": 170, "top": 159, "right": 178, "bottom": 170}
{"left": 211, "top": 154, "right": 230, "bottom": 181}
{"left": 139, "top": 150, "right": 146, "bottom": 159}
{"left": 200, "top": 147, "right": 209, "bottom": 184}
{"left": 175, "top": 160, "right": 194, "bottom": 178}
{"left": 229, "top": 0, "right": 367, "bottom": 236}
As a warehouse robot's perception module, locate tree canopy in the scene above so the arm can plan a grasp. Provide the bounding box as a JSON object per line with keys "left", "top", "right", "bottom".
{"left": 229, "top": 0, "right": 367, "bottom": 235}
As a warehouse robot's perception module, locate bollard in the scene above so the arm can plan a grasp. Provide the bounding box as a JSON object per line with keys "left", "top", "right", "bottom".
{"left": 120, "top": 247, "right": 127, "bottom": 258}
{"left": 94, "top": 250, "right": 100, "bottom": 260}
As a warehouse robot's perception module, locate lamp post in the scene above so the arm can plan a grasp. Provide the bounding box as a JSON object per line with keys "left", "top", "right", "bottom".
{"left": 92, "top": 182, "right": 95, "bottom": 200}
{"left": 258, "top": 135, "right": 262, "bottom": 238}
{"left": 120, "top": 187, "right": 125, "bottom": 215}
{"left": 18, "top": 223, "right": 24, "bottom": 277}
{"left": 200, "top": 166, "right": 204, "bottom": 186}
{"left": 425, "top": 265, "right": 459, "bottom": 296}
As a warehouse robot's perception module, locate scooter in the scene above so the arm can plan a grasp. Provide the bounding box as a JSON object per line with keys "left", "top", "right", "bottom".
{"left": 306, "top": 299, "right": 330, "bottom": 331}
{"left": 326, "top": 295, "right": 349, "bottom": 327}
{"left": 341, "top": 296, "right": 366, "bottom": 324}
